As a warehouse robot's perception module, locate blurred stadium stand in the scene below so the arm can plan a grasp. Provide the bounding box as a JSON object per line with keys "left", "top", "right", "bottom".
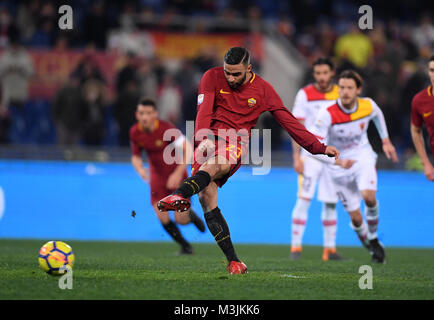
{"left": 0, "top": 0, "right": 432, "bottom": 169}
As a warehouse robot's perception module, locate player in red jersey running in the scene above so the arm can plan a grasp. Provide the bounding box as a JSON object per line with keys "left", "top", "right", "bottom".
{"left": 130, "top": 99, "right": 205, "bottom": 255}
{"left": 411, "top": 55, "right": 434, "bottom": 181}
{"left": 157, "top": 47, "right": 340, "bottom": 274}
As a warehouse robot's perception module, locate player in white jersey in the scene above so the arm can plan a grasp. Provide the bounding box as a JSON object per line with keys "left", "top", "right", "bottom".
{"left": 309, "top": 70, "right": 398, "bottom": 263}
{"left": 290, "top": 58, "right": 344, "bottom": 261}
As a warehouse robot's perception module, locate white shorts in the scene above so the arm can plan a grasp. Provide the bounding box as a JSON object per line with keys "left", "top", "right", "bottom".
{"left": 329, "top": 157, "right": 378, "bottom": 212}
{"left": 297, "top": 155, "right": 338, "bottom": 203}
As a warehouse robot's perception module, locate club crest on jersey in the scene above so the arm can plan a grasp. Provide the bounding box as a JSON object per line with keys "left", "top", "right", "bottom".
{"left": 247, "top": 98, "right": 256, "bottom": 107}
{"left": 197, "top": 94, "right": 204, "bottom": 105}
{"left": 360, "top": 122, "right": 365, "bottom": 130}
{"left": 155, "top": 139, "right": 163, "bottom": 147}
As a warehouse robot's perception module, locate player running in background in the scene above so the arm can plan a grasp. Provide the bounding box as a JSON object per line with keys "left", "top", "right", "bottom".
{"left": 157, "top": 47, "right": 340, "bottom": 274}
{"left": 130, "top": 99, "right": 205, "bottom": 255}
{"left": 290, "top": 58, "right": 343, "bottom": 261}
{"left": 309, "top": 70, "right": 398, "bottom": 263}
{"left": 410, "top": 55, "right": 434, "bottom": 181}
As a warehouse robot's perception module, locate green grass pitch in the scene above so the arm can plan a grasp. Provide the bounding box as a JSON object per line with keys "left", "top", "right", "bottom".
{"left": 1, "top": 239, "right": 433, "bottom": 300}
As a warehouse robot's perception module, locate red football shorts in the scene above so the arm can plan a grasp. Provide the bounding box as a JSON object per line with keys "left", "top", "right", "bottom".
{"left": 191, "top": 136, "right": 248, "bottom": 187}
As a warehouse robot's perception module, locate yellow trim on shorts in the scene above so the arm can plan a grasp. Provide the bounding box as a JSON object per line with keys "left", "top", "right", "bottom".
{"left": 297, "top": 173, "right": 303, "bottom": 198}
{"left": 296, "top": 158, "right": 305, "bottom": 198}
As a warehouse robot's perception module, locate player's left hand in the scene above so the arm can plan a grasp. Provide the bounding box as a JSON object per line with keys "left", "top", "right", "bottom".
{"left": 382, "top": 140, "right": 398, "bottom": 163}
{"left": 325, "top": 146, "right": 339, "bottom": 159}
{"left": 166, "top": 171, "right": 184, "bottom": 190}
{"left": 423, "top": 163, "right": 434, "bottom": 181}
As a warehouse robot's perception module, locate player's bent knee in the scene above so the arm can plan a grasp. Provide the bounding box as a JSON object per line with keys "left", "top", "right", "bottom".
{"left": 219, "top": 163, "right": 231, "bottom": 176}
{"left": 199, "top": 163, "right": 220, "bottom": 179}
{"left": 349, "top": 209, "right": 363, "bottom": 226}
{"left": 200, "top": 162, "right": 230, "bottom": 180}
{"left": 157, "top": 213, "right": 170, "bottom": 225}
{"left": 361, "top": 190, "right": 377, "bottom": 207}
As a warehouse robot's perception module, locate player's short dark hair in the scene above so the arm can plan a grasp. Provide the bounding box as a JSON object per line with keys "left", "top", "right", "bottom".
{"left": 338, "top": 70, "right": 363, "bottom": 88}
{"left": 429, "top": 55, "right": 434, "bottom": 63}
{"left": 312, "top": 57, "right": 334, "bottom": 70}
{"left": 224, "top": 47, "right": 250, "bottom": 66}
{"left": 137, "top": 98, "right": 157, "bottom": 110}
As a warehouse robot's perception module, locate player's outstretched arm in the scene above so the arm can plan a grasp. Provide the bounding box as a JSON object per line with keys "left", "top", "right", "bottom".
{"left": 265, "top": 84, "right": 327, "bottom": 155}
{"left": 381, "top": 138, "right": 398, "bottom": 163}
{"left": 271, "top": 108, "right": 328, "bottom": 155}
{"left": 371, "top": 99, "right": 398, "bottom": 163}
{"left": 131, "top": 154, "right": 149, "bottom": 182}
{"left": 411, "top": 123, "right": 434, "bottom": 181}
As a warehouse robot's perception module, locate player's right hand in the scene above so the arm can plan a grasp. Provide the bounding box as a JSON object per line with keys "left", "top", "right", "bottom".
{"left": 424, "top": 163, "right": 434, "bottom": 181}
{"left": 293, "top": 157, "right": 304, "bottom": 174}
{"left": 335, "top": 158, "right": 356, "bottom": 169}
{"left": 138, "top": 168, "right": 149, "bottom": 182}
{"left": 382, "top": 139, "right": 398, "bottom": 163}
{"left": 325, "top": 146, "right": 339, "bottom": 159}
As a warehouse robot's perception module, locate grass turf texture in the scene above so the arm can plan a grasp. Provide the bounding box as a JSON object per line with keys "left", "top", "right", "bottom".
{"left": 1, "top": 239, "right": 433, "bottom": 300}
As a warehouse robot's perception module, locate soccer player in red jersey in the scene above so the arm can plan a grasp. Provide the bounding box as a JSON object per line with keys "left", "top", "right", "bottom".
{"left": 411, "top": 55, "right": 434, "bottom": 181}
{"left": 130, "top": 99, "right": 206, "bottom": 254}
{"left": 157, "top": 47, "right": 339, "bottom": 274}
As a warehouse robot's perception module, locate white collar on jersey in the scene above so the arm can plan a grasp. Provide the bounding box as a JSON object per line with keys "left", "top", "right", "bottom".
{"left": 337, "top": 98, "right": 358, "bottom": 114}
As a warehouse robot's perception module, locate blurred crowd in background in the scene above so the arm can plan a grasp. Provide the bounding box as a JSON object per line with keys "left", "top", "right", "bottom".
{"left": 0, "top": 0, "right": 433, "bottom": 163}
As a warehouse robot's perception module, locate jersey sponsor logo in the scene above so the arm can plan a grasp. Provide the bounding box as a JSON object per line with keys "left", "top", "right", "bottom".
{"left": 334, "top": 133, "right": 363, "bottom": 148}
{"left": 247, "top": 98, "right": 256, "bottom": 107}
{"left": 219, "top": 89, "right": 230, "bottom": 94}
{"left": 197, "top": 94, "right": 204, "bottom": 105}
{"left": 423, "top": 111, "right": 432, "bottom": 118}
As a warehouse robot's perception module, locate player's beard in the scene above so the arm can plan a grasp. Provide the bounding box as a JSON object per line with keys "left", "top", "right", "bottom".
{"left": 316, "top": 79, "right": 332, "bottom": 92}
{"left": 341, "top": 96, "right": 357, "bottom": 109}
{"left": 227, "top": 72, "right": 247, "bottom": 89}
{"left": 140, "top": 120, "right": 152, "bottom": 132}
{"left": 318, "top": 81, "right": 330, "bottom": 91}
